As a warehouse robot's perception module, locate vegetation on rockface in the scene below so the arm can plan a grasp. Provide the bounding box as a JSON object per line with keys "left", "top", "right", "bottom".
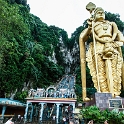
{"left": 80, "top": 106, "right": 124, "bottom": 124}
{"left": 5, "top": 0, "right": 28, "bottom": 5}
{"left": 0, "top": 0, "right": 124, "bottom": 102}
{"left": 0, "top": 0, "right": 67, "bottom": 101}
{"left": 0, "top": 0, "right": 30, "bottom": 98}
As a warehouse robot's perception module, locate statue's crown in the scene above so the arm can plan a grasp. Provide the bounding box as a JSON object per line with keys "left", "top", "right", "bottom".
{"left": 94, "top": 7, "right": 104, "bottom": 15}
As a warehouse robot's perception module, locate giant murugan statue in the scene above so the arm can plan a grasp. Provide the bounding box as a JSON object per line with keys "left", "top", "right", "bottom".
{"left": 79, "top": 2, "right": 124, "bottom": 101}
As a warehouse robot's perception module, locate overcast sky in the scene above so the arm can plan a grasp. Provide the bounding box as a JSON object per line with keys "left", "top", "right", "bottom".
{"left": 27, "top": 0, "right": 124, "bottom": 37}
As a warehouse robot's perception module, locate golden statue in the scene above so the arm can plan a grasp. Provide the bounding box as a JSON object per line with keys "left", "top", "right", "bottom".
{"left": 79, "top": 2, "right": 124, "bottom": 101}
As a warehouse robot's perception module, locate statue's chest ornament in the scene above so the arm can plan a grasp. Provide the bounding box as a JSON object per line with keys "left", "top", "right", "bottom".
{"left": 102, "top": 23, "right": 109, "bottom": 30}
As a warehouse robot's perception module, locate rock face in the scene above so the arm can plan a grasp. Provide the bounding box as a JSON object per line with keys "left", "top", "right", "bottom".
{"left": 51, "top": 35, "right": 80, "bottom": 74}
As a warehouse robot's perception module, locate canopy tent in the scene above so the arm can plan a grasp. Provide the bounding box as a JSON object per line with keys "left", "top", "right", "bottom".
{"left": 0, "top": 98, "right": 26, "bottom": 123}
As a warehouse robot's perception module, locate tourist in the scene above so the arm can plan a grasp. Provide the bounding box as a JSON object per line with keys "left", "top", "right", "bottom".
{"left": 52, "top": 114, "right": 56, "bottom": 120}
{"left": 65, "top": 108, "right": 68, "bottom": 115}
{"left": 69, "top": 120, "right": 74, "bottom": 124}
{"left": 88, "top": 120, "right": 93, "bottom": 124}
{"left": 62, "top": 116, "right": 66, "bottom": 124}
{"left": 5, "top": 118, "right": 14, "bottom": 124}
{"left": 104, "top": 120, "right": 108, "bottom": 124}
{"left": 75, "top": 118, "right": 79, "bottom": 124}
{"left": 17, "top": 115, "right": 21, "bottom": 122}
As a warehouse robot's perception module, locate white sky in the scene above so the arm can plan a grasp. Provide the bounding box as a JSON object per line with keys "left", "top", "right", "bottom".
{"left": 27, "top": 0, "right": 124, "bottom": 37}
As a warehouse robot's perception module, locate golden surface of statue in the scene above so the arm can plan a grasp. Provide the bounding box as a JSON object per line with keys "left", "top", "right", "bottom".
{"left": 79, "top": 2, "right": 124, "bottom": 101}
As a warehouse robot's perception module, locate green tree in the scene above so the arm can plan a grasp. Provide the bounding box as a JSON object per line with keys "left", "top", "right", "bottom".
{"left": 0, "top": 0, "right": 65, "bottom": 99}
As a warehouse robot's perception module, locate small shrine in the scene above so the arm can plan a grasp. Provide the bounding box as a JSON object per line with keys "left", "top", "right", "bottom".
{"left": 24, "top": 74, "right": 77, "bottom": 123}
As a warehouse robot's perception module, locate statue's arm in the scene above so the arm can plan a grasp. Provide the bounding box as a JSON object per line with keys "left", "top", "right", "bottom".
{"left": 111, "top": 22, "right": 118, "bottom": 41}
{"left": 94, "top": 33, "right": 107, "bottom": 43}
{"left": 79, "top": 27, "right": 91, "bottom": 41}
{"left": 117, "top": 30, "right": 124, "bottom": 42}
{"left": 112, "top": 22, "right": 124, "bottom": 43}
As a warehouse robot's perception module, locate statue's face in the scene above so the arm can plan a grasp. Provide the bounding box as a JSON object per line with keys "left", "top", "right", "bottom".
{"left": 94, "top": 10, "right": 105, "bottom": 21}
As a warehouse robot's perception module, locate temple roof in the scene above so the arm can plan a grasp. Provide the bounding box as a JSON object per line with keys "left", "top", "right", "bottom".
{"left": 0, "top": 98, "right": 26, "bottom": 107}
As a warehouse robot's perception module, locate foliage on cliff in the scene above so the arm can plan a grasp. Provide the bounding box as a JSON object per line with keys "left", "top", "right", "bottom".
{"left": 0, "top": 0, "right": 68, "bottom": 100}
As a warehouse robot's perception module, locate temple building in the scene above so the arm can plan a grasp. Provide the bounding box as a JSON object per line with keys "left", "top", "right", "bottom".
{"left": 0, "top": 74, "right": 77, "bottom": 124}
{"left": 24, "top": 74, "right": 77, "bottom": 123}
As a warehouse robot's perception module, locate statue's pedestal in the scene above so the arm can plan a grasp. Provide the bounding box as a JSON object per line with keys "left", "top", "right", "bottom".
{"left": 94, "top": 92, "right": 112, "bottom": 108}
{"left": 87, "top": 92, "right": 112, "bottom": 108}
{"left": 85, "top": 92, "right": 124, "bottom": 111}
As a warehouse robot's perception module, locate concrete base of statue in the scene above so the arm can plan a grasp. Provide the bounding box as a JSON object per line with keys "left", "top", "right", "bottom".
{"left": 85, "top": 92, "right": 113, "bottom": 109}
{"left": 94, "top": 92, "right": 112, "bottom": 108}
